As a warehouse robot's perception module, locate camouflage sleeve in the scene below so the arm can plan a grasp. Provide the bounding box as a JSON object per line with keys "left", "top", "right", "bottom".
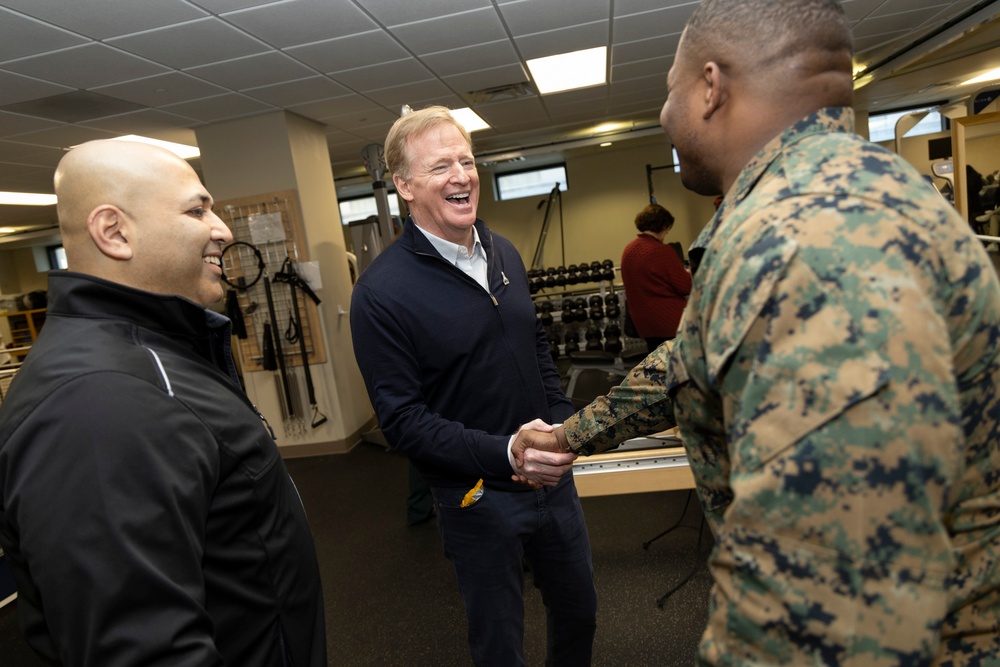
{"left": 561, "top": 341, "right": 677, "bottom": 455}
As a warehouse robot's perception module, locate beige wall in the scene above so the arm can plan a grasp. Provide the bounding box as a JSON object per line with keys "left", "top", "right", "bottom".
{"left": 475, "top": 135, "right": 717, "bottom": 270}
{"left": 0, "top": 247, "right": 47, "bottom": 295}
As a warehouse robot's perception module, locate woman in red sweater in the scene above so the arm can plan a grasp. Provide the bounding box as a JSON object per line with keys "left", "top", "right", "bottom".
{"left": 620, "top": 203, "right": 692, "bottom": 351}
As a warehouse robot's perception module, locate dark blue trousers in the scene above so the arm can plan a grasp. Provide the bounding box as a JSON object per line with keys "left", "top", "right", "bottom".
{"left": 432, "top": 475, "right": 597, "bottom": 666}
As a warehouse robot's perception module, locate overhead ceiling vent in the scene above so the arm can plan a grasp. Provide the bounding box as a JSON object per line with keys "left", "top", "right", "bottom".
{"left": 464, "top": 82, "right": 535, "bottom": 105}
{"left": 0, "top": 91, "right": 146, "bottom": 123}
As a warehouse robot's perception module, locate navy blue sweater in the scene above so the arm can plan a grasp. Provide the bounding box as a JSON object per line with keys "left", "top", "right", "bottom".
{"left": 350, "top": 218, "right": 574, "bottom": 491}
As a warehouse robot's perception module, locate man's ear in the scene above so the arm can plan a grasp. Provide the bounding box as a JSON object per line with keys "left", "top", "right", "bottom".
{"left": 703, "top": 61, "right": 726, "bottom": 120}
{"left": 87, "top": 205, "right": 133, "bottom": 260}
{"left": 393, "top": 173, "right": 414, "bottom": 202}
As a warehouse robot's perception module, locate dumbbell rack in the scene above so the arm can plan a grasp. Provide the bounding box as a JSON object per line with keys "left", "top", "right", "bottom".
{"left": 529, "top": 259, "right": 637, "bottom": 360}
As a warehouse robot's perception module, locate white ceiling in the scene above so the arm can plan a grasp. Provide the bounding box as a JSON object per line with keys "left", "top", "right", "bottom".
{"left": 1, "top": 0, "right": 1000, "bottom": 238}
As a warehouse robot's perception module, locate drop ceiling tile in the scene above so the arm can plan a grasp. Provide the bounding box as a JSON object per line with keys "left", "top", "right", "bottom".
{"left": 186, "top": 51, "right": 317, "bottom": 90}
{"left": 613, "top": 6, "right": 690, "bottom": 43}
{"left": 321, "top": 107, "right": 398, "bottom": 132}
{"left": 290, "top": 95, "right": 381, "bottom": 123}
{"left": 614, "top": 0, "right": 696, "bottom": 17}
{"left": 443, "top": 64, "right": 530, "bottom": 95}
{"left": 515, "top": 21, "right": 608, "bottom": 60}
{"left": 0, "top": 112, "right": 63, "bottom": 139}
{"left": 541, "top": 85, "right": 609, "bottom": 110}
{"left": 605, "top": 98, "right": 665, "bottom": 119}
{"left": 92, "top": 72, "right": 228, "bottom": 107}
{"left": 161, "top": 93, "right": 276, "bottom": 123}
{"left": 330, "top": 59, "right": 435, "bottom": 93}
{"left": 222, "top": 0, "right": 378, "bottom": 48}
{"left": 0, "top": 8, "right": 89, "bottom": 61}
{"left": 607, "top": 85, "right": 667, "bottom": 108}
{"left": 389, "top": 8, "right": 507, "bottom": 56}
{"left": 4, "top": 43, "right": 170, "bottom": 89}
{"left": 610, "top": 73, "right": 666, "bottom": 98}
{"left": 0, "top": 70, "right": 74, "bottom": 107}
{"left": 11, "top": 125, "right": 120, "bottom": 153}
{"left": 0, "top": 91, "right": 146, "bottom": 124}
{"left": 77, "top": 109, "right": 204, "bottom": 136}
{"left": 499, "top": 0, "right": 609, "bottom": 36}
{"left": 244, "top": 76, "right": 351, "bottom": 106}
{"left": 612, "top": 56, "right": 672, "bottom": 82}
{"left": 0, "top": 0, "right": 208, "bottom": 40}
{"left": 354, "top": 0, "right": 492, "bottom": 27}
{"left": 108, "top": 17, "right": 270, "bottom": 70}
{"left": 871, "top": 0, "right": 961, "bottom": 16}
{"left": 853, "top": 30, "right": 910, "bottom": 54}
{"left": 476, "top": 97, "right": 547, "bottom": 129}
{"left": 853, "top": 6, "right": 947, "bottom": 40}
{"left": 286, "top": 31, "right": 408, "bottom": 72}
{"left": 613, "top": 34, "right": 679, "bottom": 65}
{"left": 419, "top": 40, "right": 520, "bottom": 79}
{"left": 0, "top": 141, "right": 67, "bottom": 168}
{"left": 365, "top": 80, "right": 453, "bottom": 108}
{"left": 190, "top": 0, "right": 280, "bottom": 11}
{"left": 408, "top": 94, "right": 469, "bottom": 112}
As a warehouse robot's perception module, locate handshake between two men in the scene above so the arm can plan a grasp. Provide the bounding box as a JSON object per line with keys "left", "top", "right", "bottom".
{"left": 510, "top": 419, "right": 578, "bottom": 489}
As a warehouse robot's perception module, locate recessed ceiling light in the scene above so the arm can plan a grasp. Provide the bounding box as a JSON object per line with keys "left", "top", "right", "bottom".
{"left": 449, "top": 107, "right": 491, "bottom": 133}
{"left": 0, "top": 192, "right": 57, "bottom": 206}
{"left": 600, "top": 142, "right": 612, "bottom": 147}
{"left": 527, "top": 47, "right": 607, "bottom": 95}
{"left": 963, "top": 67, "right": 1000, "bottom": 86}
{"left": 111, "top": 134, "right": 201, "bottom": 159}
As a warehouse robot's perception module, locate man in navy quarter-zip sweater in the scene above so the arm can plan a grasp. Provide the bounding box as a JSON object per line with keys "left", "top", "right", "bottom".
{"left": 0, "top": 140, "right": 326, "bottom": 666}
{"left": 351, "top": 106, "right": 597, "bottom": 666}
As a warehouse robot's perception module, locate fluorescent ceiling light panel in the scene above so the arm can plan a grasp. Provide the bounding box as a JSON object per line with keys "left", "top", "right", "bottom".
{"left": 0, "top": 192, "right": 57, "bottom": 206}
{"left": 111, "top": 134, "right": 201, "bottom": 159}
{"left": 963, "top": 67, "right": 1000, "bottom": 86}
{"left": 527, "top": 47, "right": 607, "bottom": 95}
{"left": 449, "top": 107, "right": 490, "bottom": 133}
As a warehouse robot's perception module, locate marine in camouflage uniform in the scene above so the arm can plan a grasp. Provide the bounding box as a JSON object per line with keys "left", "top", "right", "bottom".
{"left": 562, "top": 106, "right": 1000, "bottom": 665}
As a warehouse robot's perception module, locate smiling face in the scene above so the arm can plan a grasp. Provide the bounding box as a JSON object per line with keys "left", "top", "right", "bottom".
{"left": 124, "top": 154, "right": 233, "bottom": 306}
{"left": 393, "top": 123, "right": 480, "bottom": 247}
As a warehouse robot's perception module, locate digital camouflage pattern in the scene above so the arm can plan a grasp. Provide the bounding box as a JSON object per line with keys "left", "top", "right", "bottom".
{"left": 563, "top": 107, "right": 1000, "bottom": 665}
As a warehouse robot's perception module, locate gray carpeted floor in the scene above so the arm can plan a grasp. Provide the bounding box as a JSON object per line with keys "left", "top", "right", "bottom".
{"left": 0, "top": 442, "right": 713, "bottom": 665}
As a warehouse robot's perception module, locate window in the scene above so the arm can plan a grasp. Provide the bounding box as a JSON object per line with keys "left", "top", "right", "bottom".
{"left": 868, "top": 106, "right": 946, "bottom": 143}
{"left": 47, "top": 245, "right": 67, "bottom": 270}
{"left": 495, "top": 164, "right": 568, "bottom": 201}
{"left": 338, "top": 194, "right": 400, "bottom": 225}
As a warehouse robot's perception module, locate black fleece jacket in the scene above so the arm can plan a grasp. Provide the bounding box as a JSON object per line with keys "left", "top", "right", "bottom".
{"left": 350, "top": 218, "right": 574, "bottom": 491}
{"left": 0, "top": 271, "right": 326, "bottom": 666}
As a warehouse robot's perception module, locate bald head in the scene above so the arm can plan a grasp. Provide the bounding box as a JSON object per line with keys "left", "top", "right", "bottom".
{"left": 52, "top": 139, "right": 232, "bottom": 305}
{"left": 55, "top": 141, "right": 188, "bottom": 267}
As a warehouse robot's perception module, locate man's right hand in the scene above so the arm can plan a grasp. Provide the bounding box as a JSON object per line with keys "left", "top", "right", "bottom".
{"left": 510, "top": 423, "right": 575, "bottom": 487}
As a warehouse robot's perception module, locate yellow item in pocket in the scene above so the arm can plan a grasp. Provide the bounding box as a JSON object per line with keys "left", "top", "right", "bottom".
{"left": 460, "top": 479, "right": 485, "bottom": 507}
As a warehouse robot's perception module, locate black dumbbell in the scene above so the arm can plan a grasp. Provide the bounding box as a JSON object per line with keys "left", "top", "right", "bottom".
{"left": 566, "top": 265, "right": 580, "bottom": 285}
{"left": 601, "top": 259, "right": 615, "bottom": 281}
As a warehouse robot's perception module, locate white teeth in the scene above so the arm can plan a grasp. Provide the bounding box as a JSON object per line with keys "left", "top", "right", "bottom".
{"left": 204, "top": 256, "right": 221, "bottom": 266}
{"left": 447, "top": 193, "right": 469, "bottom": 201}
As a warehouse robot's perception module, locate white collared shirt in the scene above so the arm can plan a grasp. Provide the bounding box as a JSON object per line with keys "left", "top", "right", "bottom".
{"left": 413, "top": 223, "right": 489, "bottom": 291}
